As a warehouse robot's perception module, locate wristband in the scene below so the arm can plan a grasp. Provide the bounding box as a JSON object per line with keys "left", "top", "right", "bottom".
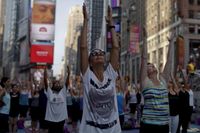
{"left": 109, "top": 25, "right": 115, "bottom": 29}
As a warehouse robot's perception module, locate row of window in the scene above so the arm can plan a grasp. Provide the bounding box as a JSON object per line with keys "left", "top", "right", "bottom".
{"left": 188, "top": 24, "right": 200, "bottom": 34}
{"left": 189, "top": 0, "right": 200, "bottom": 5}
{"left": 188, "top": 10, "right": 200, "bottom": 19}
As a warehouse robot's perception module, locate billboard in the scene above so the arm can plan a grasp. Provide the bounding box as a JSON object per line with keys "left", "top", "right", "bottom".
{"left": 30, "top": 42, "right": 54, "bottom": 64}
{"left": 129, "top": 25, "right": 140, "bottom": 54}
{"left": 176, "top": 35, "right": 184, "bottom": 68}
{"left": 31, "top": 0, "right": 56, "bottom": 41}
{"left": 111, "top": 0, "right": 120, "bottom": 7}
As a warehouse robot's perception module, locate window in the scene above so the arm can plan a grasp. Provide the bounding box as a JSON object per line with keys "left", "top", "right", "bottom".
{"left": 189, "top": 0, "right": 194, "bottom": 4}
{"left": 153, "top": 51, "right": 157, "bottom": 64}
{"left": 159, "top": 48, "right": 163, "bottom": 61}
{"left": 198, "top": 25, "right": 200, "bottom": 34}
{"left": 189, "top": 10, "right": 194, "bottom": 18}
{"left": 189, "top": 24, "right": 195, "bottom": 34}
{"left": 196, "top": 11, "right": 200, "bottom": 19}
{"left": 198, "top": 0, "right": 200, "bottom": 5}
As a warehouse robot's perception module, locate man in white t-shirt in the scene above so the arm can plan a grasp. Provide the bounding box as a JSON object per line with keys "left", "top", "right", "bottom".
{"left": 44, "top": 67, "right": 70, "bottom": 133}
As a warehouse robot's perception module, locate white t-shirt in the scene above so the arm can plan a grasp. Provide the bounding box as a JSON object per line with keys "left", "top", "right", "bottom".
{"left": 188, "top": 89, "right": 194, "bottom": 107}
{"left": 129, "top": 89, "right": 137, "bottom": 104}
{"left": 79, "top": 64, "right": 121, "bottom": 133}
{"left": 45, "top": 87, "right": 68, "bottom": 122}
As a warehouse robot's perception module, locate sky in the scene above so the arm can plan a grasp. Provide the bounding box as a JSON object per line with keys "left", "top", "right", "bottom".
{"left": 53, "top": 0, "right": 83, "bottom": 76}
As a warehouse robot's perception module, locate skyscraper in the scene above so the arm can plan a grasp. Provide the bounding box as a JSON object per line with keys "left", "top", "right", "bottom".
{"left": 2, "top": 0, "right": 18, "bottom": 78}
{"left": 0, "top": 0, "right": 5, "bottom": 77}
{"left": 145, "top": 0, "right": 200, "bottom": 71}
{"left": 64, "top": 5, "right": 83, "bottom": 75}
{"left": 84, "top": 0, "right": 104, "bottom": 50}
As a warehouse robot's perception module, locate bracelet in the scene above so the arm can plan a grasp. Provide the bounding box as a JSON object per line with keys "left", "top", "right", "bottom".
{"left": 109, "top": 25, "right": 115, "bottom": 29}
{"left": 142, "top": 56, "right": 147, "bottom": 59}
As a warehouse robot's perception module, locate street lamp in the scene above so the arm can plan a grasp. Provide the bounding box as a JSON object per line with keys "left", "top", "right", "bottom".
{"left": 126, "top": 3, "right": 137, "bottom": 76}
{"left": 190, "top": 47, "right": 200, "bottom": 69}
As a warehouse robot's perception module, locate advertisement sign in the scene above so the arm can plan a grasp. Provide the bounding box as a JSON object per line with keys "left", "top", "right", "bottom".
{"left": 115, "top": 22, "right": 120, "bottom": 32}
{"left": 30, "top": 42, "right": 54, "bottom": 64}
{"left": 129, "top": 25, "right": 140, "bottom": 54}
{"left": 176, "top": 35, "right": 184, "bottom": 68}
{"left": 31, "top": 0, "right": 56, "bottom": 41}
{"left": 107, "top": 31, "right": 112, "bottom": 50}
{"left": 19, "top": 40, "right": 30, "bottom": 66}
{"left": 111, "top": 0, "right": 120, "bottom": 7}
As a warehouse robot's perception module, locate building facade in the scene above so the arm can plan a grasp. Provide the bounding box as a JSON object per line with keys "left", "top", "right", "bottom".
{"left": 120, "top": 0, "right": 145, "bottom": 83}
{"left": 2, "top": 0, "right": 19, "bottom": 79}
{"left": 0, "top": 0, "right": 5, "bottom": 78}
{"left": 145, "top": 0, "right": 200, "bottom": 72}
{"left": 64, "top": 5, "right": 83, "bottom": 76}
{"left": 2, "top": 0, "right": 31, "bottom": 80}
{"left": 17, "top": 0, "right": 31, "bottom": 80}
{"left": 84, "top": 0, "right": 105, "bottom": 50}
{"left": 177, "top": 0, "right": 200, "bottom": 69}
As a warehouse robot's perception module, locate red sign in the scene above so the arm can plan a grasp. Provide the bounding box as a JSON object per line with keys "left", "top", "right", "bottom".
{"left": 129, "top": 25, "right": 140, "bottom": 54}
{"left": 31, "top": 0, "right": 56, "bottom": 41}
{"left": 176, "top": 35, "right": 185, "bottom": 68}
{"left": 30, "top": 44, "right": 54, "bottom": 64}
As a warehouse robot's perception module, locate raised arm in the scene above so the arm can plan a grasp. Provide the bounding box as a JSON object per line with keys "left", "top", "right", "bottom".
{"left": 65, "top": 65, "right": 70, "bottom": 88}
{"left": 80, "top": 3, "right": 89, "bottom": 75}
{"left": 44, "top": 68, "right": 48, "bottom": 91}
{"left": 162, "top": 32, "right": 176, "bottom": 83}
{"left": 140, "top": 28, "right": 148, "bottom": 90}
{"left": 0, "top": 86, "right": 5, "bottom": 99}
{"left": 170, "top": 72, "right": 179, "bottom": 91}
{"left": 106, "top": 6, "right": 119, "bottom": 71}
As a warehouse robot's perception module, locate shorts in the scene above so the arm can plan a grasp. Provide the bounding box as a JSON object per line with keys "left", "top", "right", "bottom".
{"left": 67, "top": 105, "right": 73, "bottom": 119}
{"left": 30, "top": 106, "right": 40, "bottom": 121}
{"left": 140, "top": 122, "right": 169, "bottom": 133}
{"left": 129, "top": 103, "right": 137, "bottom": 114}
{"left": 19, "top": 105, "right": 29, "bottom": 118}
{"left": 71, "top": 103, "right": 80, "bottom": 122}
{"left": 0, "top": 113, "right": 9, "bottom": 133}
{"left": 39, "top": 108, "right": 48, "bottom": 129}
{"left": 9, "top": 106, "right": 19, "bottom": 117}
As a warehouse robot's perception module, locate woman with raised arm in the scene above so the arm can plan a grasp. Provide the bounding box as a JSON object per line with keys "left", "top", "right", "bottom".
{"left": 79, "top": 4, "right": 121, "bottom": 133}
{"left": 43, "top": 66, "right": 70, "bottom": 133}
{"left": 168, "top": 73, "right": 180, "bottom": 133}
{"left": 0, "top": 77, "right": 11, "bottom": 133}
{"left": 139, "top": 29, "right": 176, "bottom": 133}
{"left": 177, "top": 71, "right": 194, "bottom": 133}
{"left": 29, "top": 77, "right": 40, "bottom": 132}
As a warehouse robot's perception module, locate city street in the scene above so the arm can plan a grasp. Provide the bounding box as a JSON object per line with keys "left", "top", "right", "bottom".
{"left": 1, "top": 0, "right": 200, "bottom": 133}
{"left": 20, "top": 120, "right": 200, "bottom": 133}
{"left": 122, "top": 129, "right": 139, "bottom": 133}
{"left": 121, "top": 124, "right": 200, "bottom": 133}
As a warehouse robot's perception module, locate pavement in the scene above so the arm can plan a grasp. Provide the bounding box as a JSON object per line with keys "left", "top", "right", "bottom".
{"left": 122, "top": 129, "right": 139, "bottom": 133}
{"left": 122, "top": 124, "right": 200, "bottom": 133}
{"left": 17, "top": 120, "right": 200, "bottom": 133}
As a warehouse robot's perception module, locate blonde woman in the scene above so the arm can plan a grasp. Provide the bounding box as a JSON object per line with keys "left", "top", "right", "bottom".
{"left": 140, "top": 29, "right": 176, "bottom": 133}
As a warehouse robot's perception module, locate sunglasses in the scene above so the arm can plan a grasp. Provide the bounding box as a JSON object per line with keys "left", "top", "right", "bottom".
{"left": 90, "top": 51, "right": 105, "bottom": 56}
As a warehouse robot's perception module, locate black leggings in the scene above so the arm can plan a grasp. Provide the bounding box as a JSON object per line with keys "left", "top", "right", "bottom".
{"left": 140, "top": 122, "right": 169, "bottom": 133}
{"left": 0, "top": 113, "right": 9, "bottom": 133}
{"left": 177, "top": 108, "right": 193, "bottom": 133}
{"left": 48, "top": 120, "right": 65, "bottom": 133}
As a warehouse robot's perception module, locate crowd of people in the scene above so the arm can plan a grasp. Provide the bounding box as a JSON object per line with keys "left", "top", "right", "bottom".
{"left": 0, "top": 3, "right": 197, "bottom": 133}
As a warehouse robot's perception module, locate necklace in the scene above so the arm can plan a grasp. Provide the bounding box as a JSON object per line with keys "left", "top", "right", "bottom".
{"left": 93, "top": 71, "right": 104, "bottom": 82}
